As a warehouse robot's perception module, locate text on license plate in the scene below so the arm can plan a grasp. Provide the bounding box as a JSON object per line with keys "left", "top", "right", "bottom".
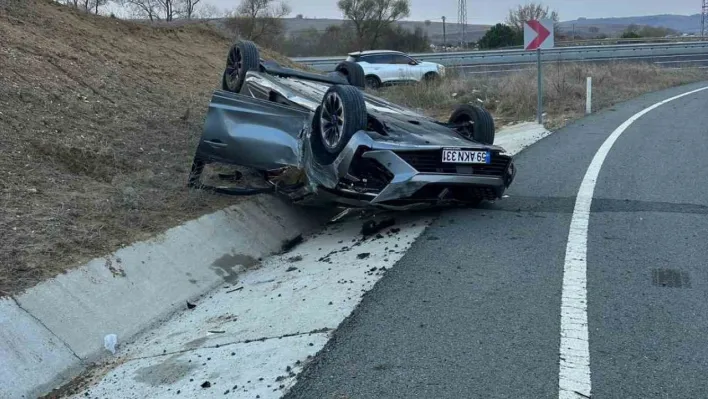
{"left": 441, "top": 149, "right": 490, "bottom": 164}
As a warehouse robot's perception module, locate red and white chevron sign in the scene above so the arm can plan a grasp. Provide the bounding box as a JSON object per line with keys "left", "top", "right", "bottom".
{"left": 524, "top": 19, "right": 554, "bottom": 50}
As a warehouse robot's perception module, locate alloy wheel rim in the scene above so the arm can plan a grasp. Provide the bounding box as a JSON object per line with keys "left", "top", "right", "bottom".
{"left": 320, "top": 92, "right": 345, "bottom": 150}
{"left": 226, "top": 47, "right": 242, "bottom": 89}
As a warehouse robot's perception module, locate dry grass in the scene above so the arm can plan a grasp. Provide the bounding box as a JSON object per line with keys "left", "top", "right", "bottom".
{"left": 0, "top": 0, "right": 303, "bottom": 295}
{"left": 2, "top": 1, "right": 706, "bottom": 297}
{"left": 376, "top": 62, "right": 708, "bottom": 129}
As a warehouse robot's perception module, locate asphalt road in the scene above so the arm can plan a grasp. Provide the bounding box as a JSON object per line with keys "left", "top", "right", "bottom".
{"left": 284, "top": 81, "right": 708, "bottom": 399}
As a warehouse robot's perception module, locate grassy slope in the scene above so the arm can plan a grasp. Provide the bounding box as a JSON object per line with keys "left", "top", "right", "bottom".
{"left": 377, "top": 63, "right": 708, "bottom": 129}
{"left": 0, "top": 0, "right": 299, "bottom": 295}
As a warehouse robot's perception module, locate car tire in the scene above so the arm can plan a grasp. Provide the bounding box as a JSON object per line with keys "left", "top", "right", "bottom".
{"left": 422, "top": 72, "right": 439, "bottom": 83}
{"left": 310, "top": 85, "right": 367, "bottom": 164}
{"left": 365, "top": 75, "right": 382, "bottom": 89}
{"left": 334, "top": 61, "right": 366, "bottom": 89}
{"left": 448, "top": 104, "right": 495, "bottom": 145}
{"left": 222, "top": 40, "right": 260, "bottom": 93}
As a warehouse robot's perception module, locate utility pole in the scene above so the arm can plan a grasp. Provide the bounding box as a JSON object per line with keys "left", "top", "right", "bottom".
{"left": 703, "top": 0, "right": 708, "bottom": 38}
{"left": 572, "top": 24, "right": 576, "bottom": 44}
{"left": 442, "top": 16, "right": 447, "bottom": 49}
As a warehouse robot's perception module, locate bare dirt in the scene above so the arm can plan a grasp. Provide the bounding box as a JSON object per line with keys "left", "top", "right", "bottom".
{"left": 0, "top": 0, "right": 302, "bottom": 295}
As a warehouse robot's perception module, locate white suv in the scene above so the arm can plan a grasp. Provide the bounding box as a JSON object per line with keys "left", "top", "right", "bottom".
{"left": 345, "top": 50, "right": 446, "bottom": 88}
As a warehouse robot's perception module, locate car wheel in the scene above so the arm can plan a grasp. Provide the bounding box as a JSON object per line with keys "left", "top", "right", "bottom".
{"left": 222, "top": 40, "right": 260, "bottom": 93}
{"left": 365, "top": 75, "right": 382, "bottom": 89}
{"left": 422, "top": 72, "right": 439, "bottom": 83}
{"left": 334, "top": 61, "right": 366, "bottom": 89}
{"left": 310, "top": 85, "right": 367, "bottom": 164}
{"left": 448, "top": 104, "right": 495, "bottom": 145}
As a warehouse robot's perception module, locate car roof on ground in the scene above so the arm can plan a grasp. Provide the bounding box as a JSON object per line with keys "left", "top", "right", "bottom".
{"left": 348, "top": 50, "right": 407, "bottom": 56}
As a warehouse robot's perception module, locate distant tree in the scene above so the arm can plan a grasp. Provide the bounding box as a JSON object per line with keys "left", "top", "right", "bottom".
{"left": 379, "top": 24, "right": 429, "bottom": 52}
{"left": 91, "top": 0, "right": 109, "bottom": 14}
{"left": 588, "top": 26, "right": 599, "bottom": 34}
{"left": 224, "top": 0, "right": 290, "bottom": 47}
{"left": 119, "top": 0, "right": 179, "bottom": 21}
{"left": 506, "top": 2, "right": 560, "bottom": 38}
{"left": 179, "top": 0, "right": 202, "bottom": 19}
{"left": 295, "top": 13, "right": 303, "bottom": 18}
{"left": 337, "top": 0, "right": 411, "bottom": 49}
{"left": 62, "top": 0, "right": 107, "bottom": 13}
{"left": 424, "top": 19, "right": 431, "bottom": 26}
{"left": 477, "top": 23, "right": 520, "bottom": 49}
{"left": 279, "top": 21, "right": 428, "bottom": 57}
{"left": 637, "top": 25, "right": 678, "bottom": 37}
{"left": 621, "top": 31, "right": 641, "bottom": 39}
{"left": 193, "top": 3, "right": 223, "bottom": 18}
{"left": 120, "top": 0, "right": 161, "bottom": 20}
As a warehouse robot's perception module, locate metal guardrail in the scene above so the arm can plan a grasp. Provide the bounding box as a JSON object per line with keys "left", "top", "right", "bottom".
{"left": 292, "top": 41, "right": 708, "bottom": 71}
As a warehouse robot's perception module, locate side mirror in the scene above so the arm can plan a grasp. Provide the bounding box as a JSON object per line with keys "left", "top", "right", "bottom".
{"left": 409, "top": 60, "right": 418, "bottom": 65}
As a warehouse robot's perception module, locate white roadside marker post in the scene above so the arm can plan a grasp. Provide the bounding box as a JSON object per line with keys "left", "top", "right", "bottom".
{"left": 537, "top": 48, "right": 543, "bottom": 124}
{"left": 586, "top": 77, "right": 593, "bottom": 115}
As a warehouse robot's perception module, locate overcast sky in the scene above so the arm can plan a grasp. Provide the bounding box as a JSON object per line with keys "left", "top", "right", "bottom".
{"left": 203, "top": 0, "right": 700, "bottom": 24}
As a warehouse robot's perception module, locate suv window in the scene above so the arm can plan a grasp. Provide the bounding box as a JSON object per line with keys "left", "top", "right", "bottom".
{"left": 390, "top": 54, "right": 414, "bottom": 64}
{"left": 345, "top": 55, "right": 360, "bottom": 62}
{"left": 360, "top": 54, "right": 394, "bottom": 64}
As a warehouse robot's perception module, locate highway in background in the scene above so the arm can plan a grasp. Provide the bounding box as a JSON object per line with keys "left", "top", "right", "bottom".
{"left": 293, "top": 41, "right": 708, "bottom": 74}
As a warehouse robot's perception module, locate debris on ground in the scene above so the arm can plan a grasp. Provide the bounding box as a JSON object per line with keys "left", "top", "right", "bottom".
{"left": 186, "top": 301, "right": 197, "bottom": 309}
{"left": 201, "top": 381, "right": 211, "bottom": 388}
{"left": 103, "top": 334, "right": 117, "bottom": 355}
{"left": 280, "top": 235, "right": 304, "bottom": 253}
{"left": 226, "top": 286, "right": 244, "bottom": 293}
{"left": 287, "top": 255, "right": 303, "bottom": 262}
{"left": 357, "top": 253, "right": 371, "bottom": 260}
{"left": 361, "top": 218, "right": 396, "bottom": 236}
{"left": 286, "top": 266, "right": 298, "bottom": 272}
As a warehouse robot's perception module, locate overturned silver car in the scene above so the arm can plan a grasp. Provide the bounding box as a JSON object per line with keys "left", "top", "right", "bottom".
{"left": 188, "top": 40, "right": 516, "bottom": 210}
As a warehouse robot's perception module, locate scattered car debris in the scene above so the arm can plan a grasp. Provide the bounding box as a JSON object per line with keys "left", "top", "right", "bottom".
{"left": 357, "top": 253, "right": 371, "bottom": 259}
{"left": 226, "top": 286, "right": 244, "bottom": 293}
{"left": 361, "top": 218, "right": 396, "bottom": 236}
{"left": 286, "top": 266, "right": 298, "bottom": 272}
{"left": 208, "top": 330, "right": 226, "bottom": 334}
{"left": 186, "top": 301, "right": 196, "bottom": 309}
{"left": 280, "top": 234, "right": 303, "bottom": 253}
{"left": 287, "top": 255, "right": 303, "bottom": 262}
{"left": 103, "top": 334, "right": 117, "bottom": 355}
{"left": 201, "top": 381, "right": 211, "bottom": 388}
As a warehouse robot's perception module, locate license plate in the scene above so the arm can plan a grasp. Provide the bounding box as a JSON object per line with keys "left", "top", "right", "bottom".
{"left": 441, "top": 148, "right": 490, "bottom": 164}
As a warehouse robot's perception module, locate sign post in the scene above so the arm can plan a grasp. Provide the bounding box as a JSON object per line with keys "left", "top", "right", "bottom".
{"left": 537, "top": 48, "right": 543, "bottom": 124}
{"left": 524, "top": 19, "right": 554, "bottom": 124}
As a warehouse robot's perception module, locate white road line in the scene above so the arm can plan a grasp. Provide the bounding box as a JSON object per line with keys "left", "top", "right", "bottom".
{"left": 558, "top": 85, "right": 708, "bottom": 399}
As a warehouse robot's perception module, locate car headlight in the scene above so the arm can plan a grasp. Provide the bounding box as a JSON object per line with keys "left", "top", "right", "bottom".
{"left": 437, "top": 64, "right": 446, "bottom": 75}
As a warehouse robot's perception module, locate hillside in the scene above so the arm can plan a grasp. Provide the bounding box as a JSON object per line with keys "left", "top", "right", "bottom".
{"left": 560, "top": 14, "right": 704, "bottom": 35}
{"left": 0, "top": 0, "right": 299, "bottom": 295}
{"left": 281, "top": 17, "right": 491, "bottom": 45}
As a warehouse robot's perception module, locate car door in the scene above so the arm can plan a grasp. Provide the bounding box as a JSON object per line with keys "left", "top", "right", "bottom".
{"left": 389, "top": 54, "right": 419, "bottom": 82}
{"left": 363, "top": 54, "right": 395, "bottom": 83}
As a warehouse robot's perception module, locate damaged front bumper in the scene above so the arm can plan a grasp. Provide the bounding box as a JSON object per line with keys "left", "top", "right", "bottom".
{"left": 295, "top": 131, "right": 516, "bottom": 210}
